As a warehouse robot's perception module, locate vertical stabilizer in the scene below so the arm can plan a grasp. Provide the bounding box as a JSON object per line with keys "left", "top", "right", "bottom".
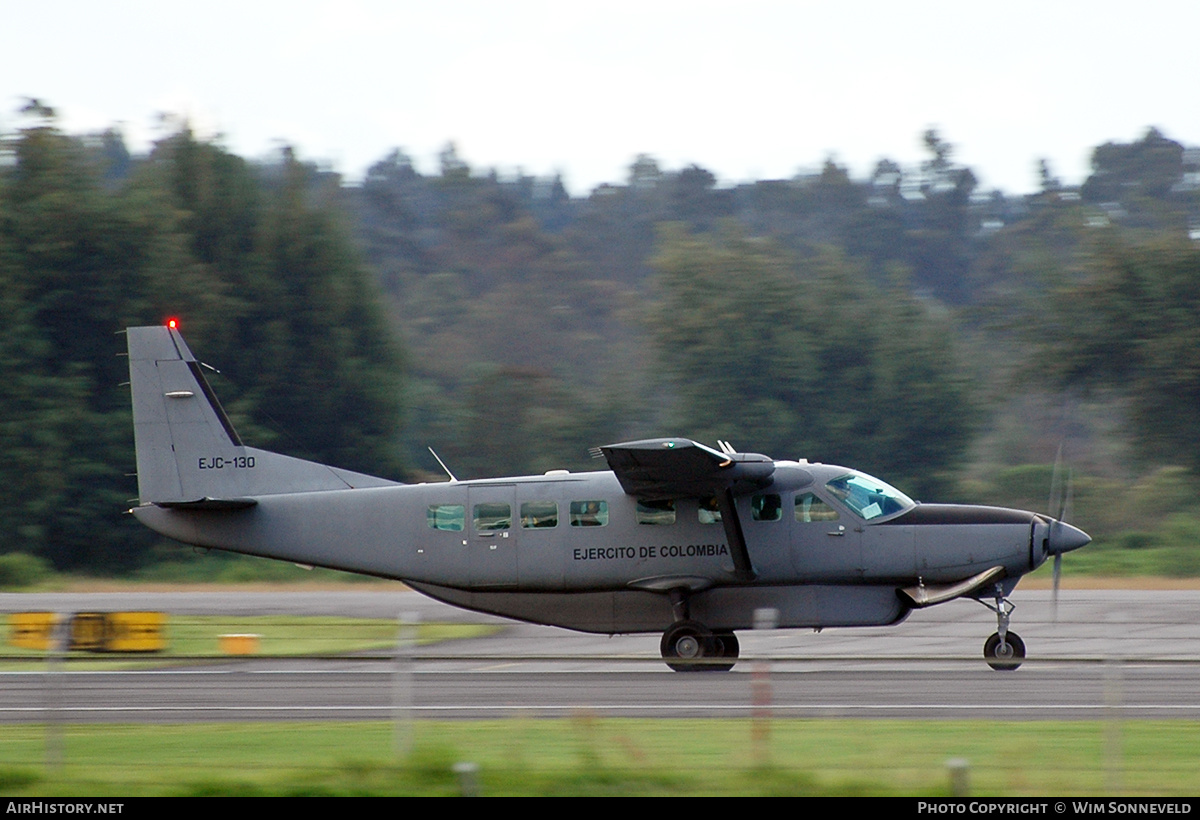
{"left": 127, "top": 325, "right": 398, "bottom": 505}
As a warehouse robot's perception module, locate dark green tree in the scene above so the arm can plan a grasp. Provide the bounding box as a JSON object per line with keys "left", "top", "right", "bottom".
{"left": 245, "top": 148, "right": 405, "bottom": 477}
{"left": 1082, "top": 127, "right": 1184, "bottom": 204}
{"left": 0, "top": 116, "right": 161, "bottom": 569}
{"left": 1041, "top": 236, "right": 1200, "bottom": 471}
{"left": 0, "top": 118, "right": 407, "bottom": 572}
{"left": 134, "top": 133, "right": 406, "bottom": 479}
{"left": 649, "top": 224, "right": 975, "bottom": 497}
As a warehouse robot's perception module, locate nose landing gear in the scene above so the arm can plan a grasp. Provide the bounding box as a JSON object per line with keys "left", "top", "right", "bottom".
{"left": 980, "top": 585, "right": 1025, "bottom": 671}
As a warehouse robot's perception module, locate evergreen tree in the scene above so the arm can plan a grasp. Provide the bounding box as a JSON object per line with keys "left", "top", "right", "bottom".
{"left": 0, "top": 119, "right": 407, "bottom": 572}
{"left": 0, "top": 117, "right": 155, "bottom": 568}
{"left": 649, "top": 224, "right": 974, "bottom": 497}
{"left": 1042, "top": 236, "right": 1200, "bottom": 471}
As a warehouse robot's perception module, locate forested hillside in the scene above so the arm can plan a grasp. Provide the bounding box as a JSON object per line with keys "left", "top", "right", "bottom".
{"left": 3, "top": 100, "right": 1199, "bottom": 574}
{"left": 0, "top": 105, "right": 403, "bottom": 571}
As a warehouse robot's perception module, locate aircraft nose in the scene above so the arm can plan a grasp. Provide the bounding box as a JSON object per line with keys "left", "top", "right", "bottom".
{"left": 1047, "top": 521, "right": 1091, "bottom": 555}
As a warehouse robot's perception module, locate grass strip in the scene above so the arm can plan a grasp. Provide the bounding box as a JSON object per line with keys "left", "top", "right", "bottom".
{"left": 0, "top": 718, "right": 1195, "bottom": 796}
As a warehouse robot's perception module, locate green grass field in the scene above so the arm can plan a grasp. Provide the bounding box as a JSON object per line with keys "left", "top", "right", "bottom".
{"left": 0, "top": 718, "right": 1195, "bottom": 796}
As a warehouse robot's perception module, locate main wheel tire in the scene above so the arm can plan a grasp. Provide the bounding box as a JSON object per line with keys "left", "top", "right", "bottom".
{"left": 984, "top": 631, "right": 1025, "bottom": 671}
{"left": 661, "top": 620, "right": 713, "bottom": 672}
{"left": 705, "top": 631, "right": 739, "bottom": 673}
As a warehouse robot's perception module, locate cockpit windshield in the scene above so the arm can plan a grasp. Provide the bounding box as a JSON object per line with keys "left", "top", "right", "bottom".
{"left": 825, "top": 472, "right": 915, "bottom": 521}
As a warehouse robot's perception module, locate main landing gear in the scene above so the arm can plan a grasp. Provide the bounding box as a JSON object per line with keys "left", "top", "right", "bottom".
{"left": 659, "top": 589, "right": 739, "bottom": 672}
{"left": 660, "top": 620, "right": 739, "bottom": 672}
{"left": 980, "top": 585, "right": 1025, "bottom": 671}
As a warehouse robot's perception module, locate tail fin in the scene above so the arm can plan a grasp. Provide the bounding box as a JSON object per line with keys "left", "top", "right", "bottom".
{"left": 127, "top": 325, "right": 398, "bottom": 506}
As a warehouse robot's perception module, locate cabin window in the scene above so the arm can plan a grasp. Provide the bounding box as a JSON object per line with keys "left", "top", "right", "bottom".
{"left": 795, "top": 492, "right": 839, "bottom": 522}
{"left": 521, "top": 500, "right": 558, "bottom": 529}
{"left": 427, "top": 504, "right": 465, "bottom": 532}
{"left": 569, "top": 500, "right": 608, "bottom": 527}
{"left": 636, "top": 499, "right": 676, "bottom": 525}
{"left": 751, "top": 493, "right": 782, "bottom": 521}
{"left": 698, "top": 496, "right": 722, "bottom": 524}
{"left": 473, "top": 502, "right": 511, "bottom": 531}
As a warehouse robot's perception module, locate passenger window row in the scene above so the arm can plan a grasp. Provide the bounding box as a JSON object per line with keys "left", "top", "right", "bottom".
{"left": 426, "top": 500, "right": 609, "bottom": 531}
{"left": 427, "top": 493, "right": 839, "bottom": 532}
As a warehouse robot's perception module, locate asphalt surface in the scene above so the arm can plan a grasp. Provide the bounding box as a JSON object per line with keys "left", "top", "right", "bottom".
{"left": 1, "top": 588, "right": 1198, "bottom": 722}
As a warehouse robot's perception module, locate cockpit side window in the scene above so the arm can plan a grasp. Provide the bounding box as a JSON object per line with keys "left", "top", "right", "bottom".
{"left": 795, "top": 492, "right": 838, "bottom": 522}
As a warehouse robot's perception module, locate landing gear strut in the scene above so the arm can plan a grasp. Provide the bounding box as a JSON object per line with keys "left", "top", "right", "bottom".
{"left": 660, "top": 620, "right": 739, "bottom": 672}
{"left": 980, "top": 585, "right": 1024, "bottom": 671}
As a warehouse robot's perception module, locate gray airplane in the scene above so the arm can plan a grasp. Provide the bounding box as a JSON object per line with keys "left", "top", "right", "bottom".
{"left": 126, "top": 324, "right": 1090, "bottom": 671}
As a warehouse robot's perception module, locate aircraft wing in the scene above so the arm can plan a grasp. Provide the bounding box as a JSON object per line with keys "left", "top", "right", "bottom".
{"left": 597, "top": 438, "right": 775, "bottom": 500}
{"left": 597, "top": 438, "right": 773, "bottom": 582}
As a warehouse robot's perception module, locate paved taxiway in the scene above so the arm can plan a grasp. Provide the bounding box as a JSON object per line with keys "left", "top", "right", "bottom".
{"left": 1, "top": 589, "right": 1197, "bottom": 722}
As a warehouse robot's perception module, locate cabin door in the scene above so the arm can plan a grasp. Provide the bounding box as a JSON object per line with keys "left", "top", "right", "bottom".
{"left": 790, "top": 490, "right": 864, "bottom": 581}
{"left": 468, "top": 485, "right": 518, "bottom": 588}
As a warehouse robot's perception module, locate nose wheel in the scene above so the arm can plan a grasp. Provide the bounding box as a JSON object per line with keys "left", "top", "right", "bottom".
{"left": 660, "top": 620, "right": 739, "bottom": 672}
{"left": 980, "top": 585, "right": 1024, "bottom": 670}
{"left": 983, "top": 631, "right": 1025, "bottom": 671}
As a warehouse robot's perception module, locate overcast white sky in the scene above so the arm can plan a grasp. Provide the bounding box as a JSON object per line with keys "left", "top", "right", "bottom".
{"left": 2, "top": 0, "right": 1198, "bottom": 195}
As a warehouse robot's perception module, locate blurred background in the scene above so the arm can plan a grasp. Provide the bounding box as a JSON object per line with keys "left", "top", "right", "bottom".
{"left": 2, "top": 1, "right": 1199, "bottom": 582}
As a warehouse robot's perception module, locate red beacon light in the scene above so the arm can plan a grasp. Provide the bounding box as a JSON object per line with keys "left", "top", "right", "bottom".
{"left": 166, "top": 318, "right": 179, "bottom": 330}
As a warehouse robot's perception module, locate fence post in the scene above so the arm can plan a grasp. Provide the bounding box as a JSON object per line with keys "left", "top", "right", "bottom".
{"left": 394, "top": 610, "right": 419, "bottom": 757}
{"left": 946, "top": 757, "right": 969, "bottom": 797}
{"left": 45, "top": 613, "right": 69, "bottom": 771}
{"left": 453, "top": 761, "right": 480, "bottom": 796}
{"left": 1103, "top": 655, "right": 1124, "bottom": 793}
{"left": 751, "top": 607, "right": 779, "bottom": 766}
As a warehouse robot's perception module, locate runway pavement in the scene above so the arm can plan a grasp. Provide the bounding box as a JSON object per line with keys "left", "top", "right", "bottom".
{"left": 1, "top": 588, "right": 1197, "bottom": 722}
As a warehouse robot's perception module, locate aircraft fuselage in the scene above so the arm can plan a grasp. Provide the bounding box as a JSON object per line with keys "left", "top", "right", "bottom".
{"left": 133, "top": 462, "right": 1041, "bottom": 633}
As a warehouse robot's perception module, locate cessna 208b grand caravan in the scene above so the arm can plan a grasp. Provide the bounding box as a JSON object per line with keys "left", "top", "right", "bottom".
{"left": 126, "top": 324, "right": 1090, "bottom": 671}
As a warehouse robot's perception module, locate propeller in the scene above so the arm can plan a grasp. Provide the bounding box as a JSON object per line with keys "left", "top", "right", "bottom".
{"left": 1047, "top": 446, "right": 1064, "bottom": 529}
{"left": 1052, "top": 472, "right": 1073, "bottom": 620}
{"left": 1047, "top": 446, "right": 1064, "bottom": 618}
{"left": 1045, "top": 445, "right": 1087, "bottom": 621}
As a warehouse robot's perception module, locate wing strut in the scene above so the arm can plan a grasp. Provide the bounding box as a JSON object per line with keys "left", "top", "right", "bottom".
{"left": 718, "top": 489, "right": 756, "bottom": 581}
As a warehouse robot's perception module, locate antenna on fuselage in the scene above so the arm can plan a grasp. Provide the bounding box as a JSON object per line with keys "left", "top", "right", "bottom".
{"left": 717, "top": 440, "right": 737, "bottom": 455}
{"left": 427, "top": 447, "right": 459, "bottom": 483}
